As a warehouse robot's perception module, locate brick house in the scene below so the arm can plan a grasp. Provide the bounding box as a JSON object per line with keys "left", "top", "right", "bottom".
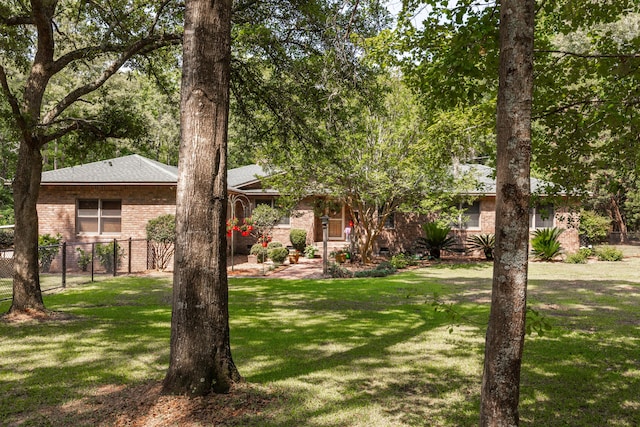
{"left": 37, "top": 155, "right": 579, "bottom": 270}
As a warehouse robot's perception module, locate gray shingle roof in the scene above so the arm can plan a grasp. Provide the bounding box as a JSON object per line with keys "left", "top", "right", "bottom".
{"left": 227, "top": 164, "right": 267, "bottom": 189}
{"left": 41, "top": 155, "right": 273, "bottom": 192}
{"left": 41, "top": 154, "right": 178, "bottom": 184}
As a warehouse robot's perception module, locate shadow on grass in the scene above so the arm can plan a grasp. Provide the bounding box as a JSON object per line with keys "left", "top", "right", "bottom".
{"left": 2, "top": 268, "right": 640, "bottom": 426}
{"left": 0, "top": 277, "right": 173, "bottom": 424}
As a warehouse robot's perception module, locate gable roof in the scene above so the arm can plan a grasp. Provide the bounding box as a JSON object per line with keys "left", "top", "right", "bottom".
{"left": 41, "top": 154, "right": 178, "bottom": 185}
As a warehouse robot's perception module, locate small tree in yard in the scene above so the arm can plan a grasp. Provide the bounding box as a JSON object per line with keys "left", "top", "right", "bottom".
{"left": 146, "top": 214, "right": 176, "bottom": 271}
{"left": 251, "top": 204, "right": 282, "bottom": 243}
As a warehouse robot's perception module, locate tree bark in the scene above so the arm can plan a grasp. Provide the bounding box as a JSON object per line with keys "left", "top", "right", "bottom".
{"left": 10, "top": 141, "right": 46, "bottom": 313}
{"left": 479, "top": 1, "right": 535, "bottom": 426}
{"left": 162, "top": 0, "right": 240, "bottom": 396}
{"left": 7, "top": 0, "right": 57, "bottom": 315}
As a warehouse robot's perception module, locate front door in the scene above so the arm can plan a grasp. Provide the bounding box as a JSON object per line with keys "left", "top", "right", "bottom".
{"left": 328, "top": 208, "right": 343, "bottom": 240}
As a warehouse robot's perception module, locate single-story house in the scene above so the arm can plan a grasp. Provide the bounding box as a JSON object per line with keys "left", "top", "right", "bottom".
{"left": 37, "top": 155, "right": 579, "bottom": 270}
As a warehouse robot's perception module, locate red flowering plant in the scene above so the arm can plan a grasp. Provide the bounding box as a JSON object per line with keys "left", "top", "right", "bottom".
{"left": 226, "top": 217, "right": 239, "bottom": 237}
{"left": 239, "top": 217, "right": 254, "bottom": 237}
{"left": 257, "top": 234, "right": 272, "bottom": 247}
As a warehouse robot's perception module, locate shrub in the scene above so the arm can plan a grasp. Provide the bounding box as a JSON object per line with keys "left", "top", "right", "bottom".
{"left": 596, "top": 246, "right": 624, "bottom": 261}
{"left": 38, "top": 233, "right": 62, "bottom": 272}
{"left": 390, "top": 253, "right": 410, "bottom": 269}
{"left": 565, "top": 248, "right": 592, "bottom": 264}
{"left": 268, "top": 247, "right": 289, "bottom": 264}
{"left": 354, "top": 262, "right": 397, "bottom": 278}
{"left": 250, "top": 243, "right": 268, "bottom": 263}
{"left": 95, "top": 242, "right": 123, "bottom": 273}
{"left": 467, "top": 234, "right": 495, "bottom": 260}
{"left": 579, "top": 210, "right": 610, "bottom": 244}
{"left": 328, "top": 263, "right": 353, "bottom": 278}
{"left": 267, "top": 241, "right": 283, "bottom": 250}
{"left": 0, "top": 230, "right": 14, "bottom": 249}
{"left": 289, "top": 229, "right": 307, "bottom": 252}
{"left": 146, "top": 214, "right": 176, "bottom": 271}
{"left": 76, "top": 247, "right": 93, "bottom": 271}
{"left": 531, "top": 227, "right": 564, "bottom": 261}
{"left": 304, "top": 245, "right": 317, "bottom": 258}
{"left": 416, "top": 222, "right": 457, "bottom": 259}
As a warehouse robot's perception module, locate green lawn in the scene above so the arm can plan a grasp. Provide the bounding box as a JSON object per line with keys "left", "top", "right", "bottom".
{"left": 1, "top": 257, "right": 639, "bottom": 426}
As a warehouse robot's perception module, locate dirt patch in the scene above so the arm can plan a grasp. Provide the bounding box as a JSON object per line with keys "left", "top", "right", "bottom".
{"left": 1, "top": 308, "right": 78, "bottom": 324}
{"left": 13, "top": 381, "right": 276, "bottom": 426}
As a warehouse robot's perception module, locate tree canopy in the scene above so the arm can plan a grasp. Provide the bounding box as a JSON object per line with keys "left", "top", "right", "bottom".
{"left": 391, "top": 0, "right": 640, "bottom": 235}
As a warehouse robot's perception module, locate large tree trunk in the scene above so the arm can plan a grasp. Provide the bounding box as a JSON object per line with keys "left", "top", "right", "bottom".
{"left": 479, "top": 1, "right": 535, "bottom": 426}
{"left": 162, "top": 0, "right": 240, "bottom": 396}
{"left": 10, "top": 141, "right": 46, "bottom": 314}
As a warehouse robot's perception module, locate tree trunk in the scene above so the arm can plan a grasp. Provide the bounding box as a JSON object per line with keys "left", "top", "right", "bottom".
{"left": 479, "top": 1, "right": 535, "bottom": 426}
{"left": 10, "top": 140, "right": 46, "bottom": 314}
{"left": 162, "top": 0, "right": 240, "bottom": 396}
{"left": 609, "top": 195, "right": 627, "bottom": 243}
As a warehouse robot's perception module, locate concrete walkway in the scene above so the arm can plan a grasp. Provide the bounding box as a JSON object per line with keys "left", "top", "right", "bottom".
{"left": 227, "top": 255, "right": 325, "bottom": 279}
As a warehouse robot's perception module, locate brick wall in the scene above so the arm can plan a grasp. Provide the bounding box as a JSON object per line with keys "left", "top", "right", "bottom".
{"left": 37, "top": 184, "right": 176, "bottom": 272}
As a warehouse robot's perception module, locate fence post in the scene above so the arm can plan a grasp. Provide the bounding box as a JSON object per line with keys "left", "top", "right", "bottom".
{"left": 128, "top": 237, "right": 132, "bottom": 274}
{"left": 61, "top": 242, "right": 67, "bottom": 288}
{"left": 91, "top": 242, "right": 95, "bottom": 282}
{"left": 113, "top": 239, "right": 117, "bottom": 277}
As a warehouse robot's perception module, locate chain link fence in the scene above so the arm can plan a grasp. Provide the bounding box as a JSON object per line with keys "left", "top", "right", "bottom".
{"left": 0, "top": 238, "right": 167, "bottom": 301}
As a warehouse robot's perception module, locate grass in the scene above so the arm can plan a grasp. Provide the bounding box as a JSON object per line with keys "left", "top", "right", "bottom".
{"left": 1, "top": 256, "right": 640, "bottom": 426}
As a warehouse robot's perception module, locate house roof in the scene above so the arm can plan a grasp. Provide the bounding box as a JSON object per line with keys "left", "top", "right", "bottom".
{"left": 41, "top": 154, "right": 178, "bottom": 185}
{"left": 227, "top": 164, "right": 268, "bottom": 189}
{"left": 457, "top": 163, "right": 553, "bottom": 195}
{"left": 41, "top": 155, "right": 275, "bottom": 193}
{"left": 40, "top": 155, "right": 554, "bottom": 196}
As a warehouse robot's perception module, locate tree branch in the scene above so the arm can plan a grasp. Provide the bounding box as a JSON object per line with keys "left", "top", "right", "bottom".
{"left": 0, "top": 14, "right": 34, "bottom": 25}
{"left": 534, "top": 98, "right": 606, "bottom": 119}
{"left": 39, "top": 116, "right": 126, "bottom": 144}
{"left": 536, "top": 49, "right": 640, "bottom": 59}
{"left": 41, "top": 34, "right": 181, "bottom": 128}
{"left": 0, "top": 65, "right": 29, "bottom": 136}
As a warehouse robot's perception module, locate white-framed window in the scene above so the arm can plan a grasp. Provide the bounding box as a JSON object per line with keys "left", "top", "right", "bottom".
{"left": 530, "top": 205, "right": 555, "bottom": 229}
{"left": 76, "top": 199, "right": 122, "bottom": 235}
{"left": 254, "top": 198, "right": 290, "bottom": 226}
{"left": 453, "top": 201, "right": 481, "bottom": 229}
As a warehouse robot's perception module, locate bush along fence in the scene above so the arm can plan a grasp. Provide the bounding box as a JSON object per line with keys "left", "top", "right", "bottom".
{"left": 0, "top": 238, "right": 168, "bottom": 301}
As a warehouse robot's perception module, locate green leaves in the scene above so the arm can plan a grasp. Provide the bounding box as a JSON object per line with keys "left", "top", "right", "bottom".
{"left": 530, "top": 227, "right": 564, "bottom": 261}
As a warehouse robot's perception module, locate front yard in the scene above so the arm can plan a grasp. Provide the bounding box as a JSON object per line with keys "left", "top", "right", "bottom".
{"left": 1, "top": 253, "right": 639, "bottom": 426}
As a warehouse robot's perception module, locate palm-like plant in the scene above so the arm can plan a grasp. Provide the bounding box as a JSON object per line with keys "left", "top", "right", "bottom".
{"left": 531, "top": 227, "right": 564, "bottom": 261}
{"left": 416, "top": 222, "right": 457, "bottom": 259}
{"left": 467, "top": 233, "right": 495, "bottom": 260}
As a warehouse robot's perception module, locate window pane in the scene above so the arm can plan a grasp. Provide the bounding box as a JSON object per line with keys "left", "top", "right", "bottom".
{"left": 101, "top": 200, "right": 121, "bottom": 217}
{"left": 78, "top": 200, "right": 99, "bottom": 217}
{"left": 78, "top": 217, "right": 99, "bottom": 233}
{"left": 535, "top": 206, "right": 554, "bottom": 228}
{"left": 102, "top": 218, "right": 121, "bottom": 233}
{"left": 279, "top": 215, "right": 291, "bottom": 225}
{"left": 462, "top": 201, "right": 480, "bottom": 228}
